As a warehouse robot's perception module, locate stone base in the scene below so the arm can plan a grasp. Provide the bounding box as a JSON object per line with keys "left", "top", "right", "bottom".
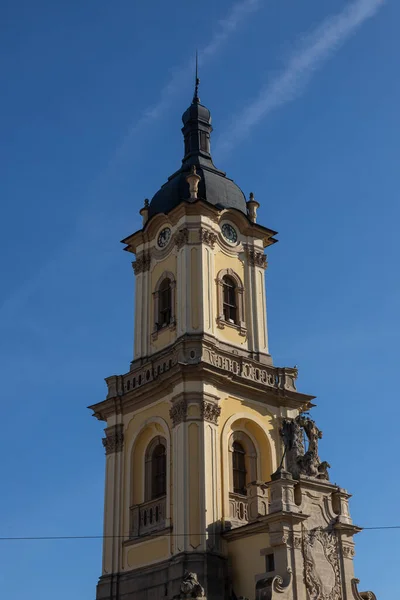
{"left": 96, "top": 552, "right": 229, "bottom": 600}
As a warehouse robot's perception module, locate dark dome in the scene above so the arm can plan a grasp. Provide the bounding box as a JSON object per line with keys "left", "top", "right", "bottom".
{"left": 148, "top": 165, "right": 247, "bottom": 218}
{"left": 147, "top": 86, "right": 249, "bottom": 219}
{"left": 182, "top": 102, "right": 211, "bottom": 126}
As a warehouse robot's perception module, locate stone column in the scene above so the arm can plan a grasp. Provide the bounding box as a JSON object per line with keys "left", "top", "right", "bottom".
{"left": 132, "top": 251, "right": 151, "bottom": 360}
{"left": 245, "top": 247, "right": 269, "bottom": 360}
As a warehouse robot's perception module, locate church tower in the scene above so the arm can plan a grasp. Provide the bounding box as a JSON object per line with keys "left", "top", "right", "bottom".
{"left": 90, "top": 80, "right": 376, "bottom": 600}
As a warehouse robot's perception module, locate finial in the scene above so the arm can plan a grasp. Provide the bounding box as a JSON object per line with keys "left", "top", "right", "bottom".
{"left": 140, "top": 198, "right": 150, "bottom": 226}
{"left": 247, "top": 192, "right": 260, "bottom": 223}
{"left": 186, "top": 165, "right": 201, "bottom": 200}
{"left": 193, "top": 50, "right": 200, "bottom": 104}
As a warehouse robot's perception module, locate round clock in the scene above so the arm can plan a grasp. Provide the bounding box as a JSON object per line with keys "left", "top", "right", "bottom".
{"left": 157, "top": 227, "right": 171, "bottom": 248}
{"left": 221, "top": 223, "right": 238, "bottom": 244}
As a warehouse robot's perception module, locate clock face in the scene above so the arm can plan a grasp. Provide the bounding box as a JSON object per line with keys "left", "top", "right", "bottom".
{"left": 157, "top": 227, "right": 171, "bottom": 248}
{"left": 221, "top": 223, "right": 238, "bottom": 244}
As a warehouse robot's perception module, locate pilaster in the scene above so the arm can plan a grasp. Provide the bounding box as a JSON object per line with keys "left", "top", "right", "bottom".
{"left": 101, "top": 421, "right": 124, "bottom": 575}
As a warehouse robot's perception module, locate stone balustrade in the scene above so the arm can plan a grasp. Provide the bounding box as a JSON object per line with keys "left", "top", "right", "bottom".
{"left": 129, "top": 495, "right": 166, "bottom": 538}
{"left": 228, "top": 482, "right": 270, "bottom": 528}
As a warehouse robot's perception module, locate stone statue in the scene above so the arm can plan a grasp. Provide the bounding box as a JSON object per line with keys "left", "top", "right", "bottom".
{"left": 179, "top": 571, "right": 205, "bottom": 599}
{"left": 280, "top": 415, "right": 330, "bottom": 480}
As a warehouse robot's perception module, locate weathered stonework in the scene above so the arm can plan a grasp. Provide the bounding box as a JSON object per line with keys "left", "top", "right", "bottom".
{"left": 201, "top": 401, "right": 221, "bottom": 424}
{"left": 175, "top": 227, "right": 189, "bottom": 249}
{"left": 246, "top": 248, "right": 268, "bottom": 269}
{"left": 102, "top": 424, "right": 124, "bottom": 455}
{"left": 342, "top": 545, "right": 356, "bottom": 559}
{"left": 199, "top": 227, "right": 218, "bottom": 248}
{"left": 132, "top": 252, "right": 151, "bottom": 274}
{"left": 303, "top": 528, "right": 341, "bottom": 600}
{"left": 281, "top": 414, "right": 330, "bottom": 480}
{"left": 170, "top": 399, "right": 188, "bottom": 426}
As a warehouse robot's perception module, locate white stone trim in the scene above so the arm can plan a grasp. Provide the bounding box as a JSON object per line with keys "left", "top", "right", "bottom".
{"left": 215, "top": 268, "right": 246, "bottom": 335}
{"left": 126, "top": 417, "right": 171, "bottom": 529}
{"left": 152, "top": 271, "right": 177, "bottom": 338}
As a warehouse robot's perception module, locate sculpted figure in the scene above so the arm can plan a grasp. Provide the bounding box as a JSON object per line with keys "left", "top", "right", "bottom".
{"left": 180, "top": 571, "right": 205, "bottom": 598}
{"left": 280, "top": 414, "right": 330, "bottom": 480}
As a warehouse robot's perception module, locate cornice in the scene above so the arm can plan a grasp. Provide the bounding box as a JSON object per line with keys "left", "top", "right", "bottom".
{"left": 121, "top": 200, "right": 278, "bottom": 254}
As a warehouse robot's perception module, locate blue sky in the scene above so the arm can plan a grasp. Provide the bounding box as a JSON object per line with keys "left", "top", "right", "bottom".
{"left": 0, "top": 0, "right": 398, "bottom": 598}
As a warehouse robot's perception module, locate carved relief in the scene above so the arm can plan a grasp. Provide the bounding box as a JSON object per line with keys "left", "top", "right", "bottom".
{"left": 102, "top": 424, "right": 124, "bottom": 455}
{"left": 280, "top": 415, "right": 330, "bottom": 480}
{"left": 170, "top": 399, "right": 187, "bottom": 427}
{"left": 246, "top": 248, "right": 268, "bottom": 269}
{"left": 132, "top": 252, "right": 151, "bottom": 274}
{"left": 201, "top": 400, "right": 221, "bottom": 424}
{"left": 121, "top": 345, "right": 298, "bottom": 400}
{"left": 175, "top": 228, "right": 189, "bottom": 249}
{"left": 199, "top": 227, "right": 218, "bottom": 247}
{"left": 303, "top": 528, "right": 341, "bottom": 600}
{"left": 293, "top": 535, "right": 302, "bottom": 549}
{"left": 255, "top": 569, "right": 292, "bottom": 600}
{"left": 342, "top": 545, "right": 356, "bottom": 559}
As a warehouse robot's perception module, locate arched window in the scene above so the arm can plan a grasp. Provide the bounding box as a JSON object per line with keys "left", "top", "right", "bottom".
{"left": 229, "top": 430, "right": 258, "bottom": 496}
{"left": 153, "top": 271, "right": 176, "bottom": 339}
{"left": 145, "top": 437, "right": 167, "bottom": 501}
{"left": 222, "top": 275, "right": 237, "bottom": 323}
{"left": 151, "top": 443, "right": 167, "bottom": 499}
{"left": 232, "top": 441, "right": 247, "bottom": 495}
{"left": 158, "top": 278, "right": 172, "bottom": 328}
{"left": 216, "top": 269, "right": 246, "bottom": 335}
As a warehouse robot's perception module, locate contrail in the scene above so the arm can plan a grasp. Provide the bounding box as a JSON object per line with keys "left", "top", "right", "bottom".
{"left": 0, "top": 0, "right": 263, "bottom": 321}
{"left": 110, "top": 0, "right": 263, "bottom": 168}
{"left": 215, "top": 0, "right": 385, "bottom": 157}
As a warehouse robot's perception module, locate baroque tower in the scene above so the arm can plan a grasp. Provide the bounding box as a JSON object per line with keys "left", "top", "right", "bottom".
{"left": 90, "top": 82, "right": 376, "bottom": 600}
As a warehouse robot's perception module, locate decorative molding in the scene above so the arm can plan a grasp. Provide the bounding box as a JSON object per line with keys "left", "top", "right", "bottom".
{"left": 152, "top": 271, "right": 177, "bottom": 337}
{"left": 102, "top": 424, "right": 124, "bottom": 455}
{"left": 175, "top": 227, "right": 189, "bottom": 249}
{"left": 170, "top": 399, "right": 187, "bottom": 427}
{"left": 303, "top": 528, "right": 341, "bottom": 600}
{"left": 246, "top": 248, "right": 268, "bottom": 269}
{"left": 351, "top": 579, "right": 377, "bottom": 600}
{"left": 342, "top": 545, "right": 356, "bottom": 559}
{"left": 201, "top": 400, "right": 221, "bottom": 424}
{"left": 203, "top": 346, "right": 298, "bottom": 391}
{"left": 293, "top": 535, "right": 302, "bottom": 549}
{"left": 255, "top": 569, "right": 292, "bottom": 600}
{"left": 132, "top": 252, "right": 151, "bottom": 275}
{"left": 215, "top": 268, "right": 247, "bottom": 336}
{"left": 199, "top": 227, "right": 218, "bottom": 248}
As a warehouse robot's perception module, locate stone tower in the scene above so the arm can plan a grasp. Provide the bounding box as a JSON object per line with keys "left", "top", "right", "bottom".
{"left": 89, "top": 82, "right": 376, "bottom": 600}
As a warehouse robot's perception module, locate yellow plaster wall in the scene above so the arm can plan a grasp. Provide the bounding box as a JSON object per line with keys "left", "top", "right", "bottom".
{"left": 214, "top": 252, "right": 247, "bottom": 347}
{"left": 150, "top": 254, "right": 177, "bottom": 351}
{"left": 126, "top": 536, "right": 170, "bottom": 569}
{"left": 123, "top": 402, "right": 172, "bottom": 541}
{"left": 219, "top": 396, "right": 275, "bottom": 510}
{"left": 228, "top": 533, "right": 268, "bottom": 599}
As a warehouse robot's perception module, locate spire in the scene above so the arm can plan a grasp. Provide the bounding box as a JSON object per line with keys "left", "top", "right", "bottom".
{"left": 181, "top": 58, "right": 214, "bottom": 168}
{"left": 193, "top": 50, "right": 200, "bottom": 104}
